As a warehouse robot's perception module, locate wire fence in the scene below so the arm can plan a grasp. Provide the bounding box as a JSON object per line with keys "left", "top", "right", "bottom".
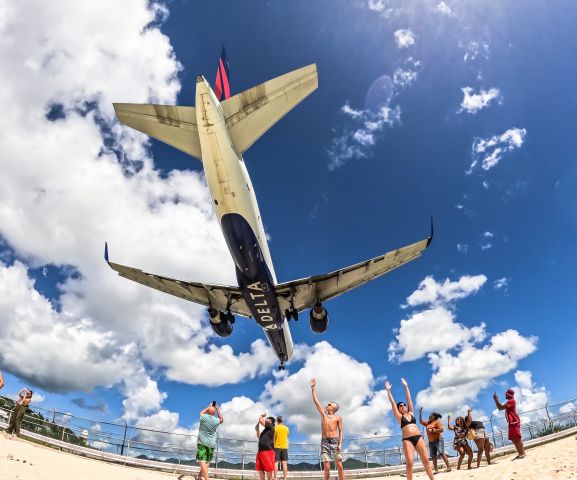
{"left": 1, "top": 396, "right": 576, "bottom": 471}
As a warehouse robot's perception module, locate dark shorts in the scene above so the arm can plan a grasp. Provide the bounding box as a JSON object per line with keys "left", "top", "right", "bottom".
{"left": 196, "top": 443, "right": 215, "bottom": 463}
{"left": 275, "top": 448, "right": 289, "bottom": 461}
{"left": 256, "top": 450, "right": 276, "bottom": 472}
{"left": 429, "top": 439, "right": 445, "bottom": 458}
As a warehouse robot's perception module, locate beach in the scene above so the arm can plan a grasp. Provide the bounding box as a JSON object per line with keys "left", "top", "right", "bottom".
{"left": 1, "top": 432, "right": 576, "bottom": 480}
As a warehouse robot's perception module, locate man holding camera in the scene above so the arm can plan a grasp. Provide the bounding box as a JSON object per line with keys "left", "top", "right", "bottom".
{"left": 196, "top": 402, "right": 223, "bottom": 480}
{"left": 255, "top": 413, "right": 276, "bottom": 480}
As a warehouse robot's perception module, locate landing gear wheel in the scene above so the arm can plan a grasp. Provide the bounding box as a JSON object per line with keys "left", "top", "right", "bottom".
{"left": 278, "top": 363, "right": 285, "bottom": 371}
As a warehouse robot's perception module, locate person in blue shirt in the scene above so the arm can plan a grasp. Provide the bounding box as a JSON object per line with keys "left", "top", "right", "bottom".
{"left": 196, "top": 402, "right": 223, "bottom": 480}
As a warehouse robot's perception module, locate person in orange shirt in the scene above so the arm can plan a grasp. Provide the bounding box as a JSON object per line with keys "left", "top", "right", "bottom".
{"left": 419, "top": 408, "right": 451, "bottom": 474}
{"left": 274, "top": 416, "right": 289, "bottom": 480}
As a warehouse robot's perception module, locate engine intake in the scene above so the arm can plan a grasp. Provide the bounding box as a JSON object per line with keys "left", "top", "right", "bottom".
{"left": 309, "top": 302, "right": 329, "bottom": 334}
{"left": 208, "top": 308, "right": 234, "bottom": 337}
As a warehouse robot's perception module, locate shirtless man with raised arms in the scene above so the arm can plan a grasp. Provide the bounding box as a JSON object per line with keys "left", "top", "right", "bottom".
{"left": 310, "top": 379, "right": 345, "bottom": 480}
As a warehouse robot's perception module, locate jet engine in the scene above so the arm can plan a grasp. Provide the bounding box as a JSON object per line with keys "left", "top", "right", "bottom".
{"left": 309, "top": 302, "right": 329, "bottom": 334}
{"left": 208, "top": 308, "right": 234, "bottom": 337}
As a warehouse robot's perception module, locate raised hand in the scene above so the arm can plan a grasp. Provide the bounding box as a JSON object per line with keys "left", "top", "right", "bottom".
{"left": 310, "top": 379, "right": 316, "bottom": 388}
{"left": 385, "top": 381, "right": 392, "bottom": 391}
{"left": 401, "top": 378, "right": 408, "bottom": 387}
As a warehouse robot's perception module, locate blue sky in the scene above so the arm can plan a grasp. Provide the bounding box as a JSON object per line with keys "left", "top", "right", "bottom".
{"left": 1, "top": 0, "right": 576, "bottom": 443}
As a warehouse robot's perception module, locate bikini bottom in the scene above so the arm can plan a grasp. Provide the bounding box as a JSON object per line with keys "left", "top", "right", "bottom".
{"left": 403, "top": 435, "right": 422, "bottom": 448}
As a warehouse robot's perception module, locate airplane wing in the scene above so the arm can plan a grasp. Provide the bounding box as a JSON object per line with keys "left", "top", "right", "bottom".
{"left": 274, "top": 225, "right": 433, "bottom": 313}
{"left": 112, "top": 103, "right": 202, "bottom": 160}
{"left": 104, "top": 244, "right": 250, "bottom": 317}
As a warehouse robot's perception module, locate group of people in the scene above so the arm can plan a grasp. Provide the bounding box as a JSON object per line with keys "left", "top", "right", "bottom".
{"left": 386, "top": 378, "right": 526, "bottom": 480}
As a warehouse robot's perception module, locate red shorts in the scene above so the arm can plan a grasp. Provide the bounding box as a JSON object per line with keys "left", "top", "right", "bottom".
{"left": 256, "top": 450, "right": 275, "bottom": 472}
{"left": 508, "top": 424, "right": 521, "bottom": 441}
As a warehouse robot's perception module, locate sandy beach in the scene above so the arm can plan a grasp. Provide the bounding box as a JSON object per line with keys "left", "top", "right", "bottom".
{"left": 1, "top": 432, "right": 576, "bottom": 480}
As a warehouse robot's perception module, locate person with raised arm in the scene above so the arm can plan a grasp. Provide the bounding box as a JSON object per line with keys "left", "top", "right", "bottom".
{"left": 255, "top": 413, "right": 277, "bottom": 480}
{"left": 465, "top": 408, "right": 492, "bottom": 467}
{"left": 419, "top": 407, "right": 451, "bottom": 473}
{"left": 310, "top": 378, "right": 345, "bottom": 480}
{"left": 493, "top": 389, "right": 525, "bottom": 459}
{"left": 196, "top": 402, "right": 223, "bottom": 480}
{"left": 385, "top": 379, "right": 435, "bottom": 480}
{"left": 0, "top": 371, "right": 4, "bottom": 390}
{"left": 6, "top": 387, "right": 33, "bottom": 438}
{"left": 447, "top": 414, "right": 473, "bottom": 470}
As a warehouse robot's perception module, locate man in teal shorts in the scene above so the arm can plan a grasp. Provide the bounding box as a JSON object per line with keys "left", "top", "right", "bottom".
{"left": 196, "top": 402, "right": 224, "bottom": 480}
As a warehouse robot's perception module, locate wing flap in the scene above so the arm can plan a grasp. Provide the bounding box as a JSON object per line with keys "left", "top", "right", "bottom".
{"left": 113, "top": 103, "right": 202, "bottom": 160}
{"left": 221, "top": 64, "right": 318, "bottom": 154}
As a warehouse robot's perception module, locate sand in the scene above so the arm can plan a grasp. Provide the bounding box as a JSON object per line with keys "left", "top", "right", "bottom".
{"left": 1, "top": 432, "right": 576, "bottom": 480}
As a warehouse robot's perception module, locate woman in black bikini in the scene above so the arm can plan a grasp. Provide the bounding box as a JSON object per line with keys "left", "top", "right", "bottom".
{"left": 385, "top": 378, "right": 435, "bottom": 480}
{"left": 465, "top": 408, "right": 492, "bottom": 467}
{"left": 447, "top": 414, "right": 473, "bottom": 469}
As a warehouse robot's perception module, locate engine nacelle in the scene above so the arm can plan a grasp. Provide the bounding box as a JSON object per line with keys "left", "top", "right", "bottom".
{"left": 309, "top": 302, "right": 329, "bottom": 334}
{"left": 208, "top": 308, "right": 234, "bottom": 337}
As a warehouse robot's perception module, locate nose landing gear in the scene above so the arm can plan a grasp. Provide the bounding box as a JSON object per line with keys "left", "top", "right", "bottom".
{"left": 278, "top": 362, "right": 285, "bottom": 371}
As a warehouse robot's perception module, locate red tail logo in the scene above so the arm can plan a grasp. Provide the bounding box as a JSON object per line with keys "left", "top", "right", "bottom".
{"left": 214, "top": 46, "right": 230, "bottom": 101}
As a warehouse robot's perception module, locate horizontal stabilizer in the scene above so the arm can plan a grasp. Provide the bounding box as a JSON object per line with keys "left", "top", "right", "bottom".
{"left": 221, "top": 64, "right": 318, "bottom": 154}
{"left": 113, "top": 103, "right": 202, "bottom": 160}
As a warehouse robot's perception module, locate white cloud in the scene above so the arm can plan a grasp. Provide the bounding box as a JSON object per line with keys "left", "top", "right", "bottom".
{"left": 481, "top": 242, "right": 492, "bottom": 250}
{"left": 436, "top": 1, "right": 454, "bottom": 16}
{"left": 493, "top": 277, "right": 509, "bottom": 290}
{"left": 559, "top": 402, "right": 576, "bottom": 414}
{"left": 393, "top": 68, "right": 418, "bottom": 88}
{"left": 388, "top": 306, "right": 486, "bottom": 362}
{"left": 327, "top": 103, "right": 401, "bottom": 170}
{"left": 456, "top": 243, "right": 469, "bottom": 253}
{"left": 483, "top": 231, "right": 494, "bottom": 238}
{"left": 459, "top": 87, "right": 501, "bottom": 114}
{"left": 469, "top": 128, "right": 527, "bottom": 172}
{"left": 0, "top": 0, "right": 280, "bottom": 419}
{"left": 394, "top": 29, "right": 416, "bottom": 49}
{"left": 405, "top": 274, "right": 487, "bottom": 307}
{"left": 461, "top": 41, "right": 490, "bottom": 62}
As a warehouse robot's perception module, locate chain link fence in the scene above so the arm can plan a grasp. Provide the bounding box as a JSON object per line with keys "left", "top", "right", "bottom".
{"left": 1, "top": 396, "right": 576, "bottom": 471}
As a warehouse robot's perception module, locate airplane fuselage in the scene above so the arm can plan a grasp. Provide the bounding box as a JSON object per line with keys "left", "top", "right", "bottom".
{"left": 195, "top": 76, "right": 293, "bottom": 363}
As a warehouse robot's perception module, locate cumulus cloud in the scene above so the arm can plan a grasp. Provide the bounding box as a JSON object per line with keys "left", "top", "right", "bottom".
{"left": 388, "top": 275, "right": 539, "bottom": 413}
{"left": 393, "top": 59, "right": 422, "bottom": 89}
{"left": 493, "top": 277, "right": 509, "bottom": 290}
{"left": 461, "top": 41, "right": 490, "bottom": 62}
{"left": 459, "top": 87, "right": 501, "bottom": 114}
{"left": 469, "top": 128, "right": 527, "bottom": 172}
{"left": 405, "top": 275, "right": 487, "bottom": 307}
{"left": 327, "top": 103, "right": 401, "bottom": 170}
{"left": 0, "top": 0, "right": 279, "bottom": 420}
{"left": 394, "top": 29, "right": 416, "bottom": 49}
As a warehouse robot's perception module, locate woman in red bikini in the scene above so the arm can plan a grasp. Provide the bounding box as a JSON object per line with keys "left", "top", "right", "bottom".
{"left": 385, "top": 378, "right": 435, "bottom": 480}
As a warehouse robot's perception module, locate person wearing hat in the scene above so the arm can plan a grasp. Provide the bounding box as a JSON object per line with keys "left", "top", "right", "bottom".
{"left": 493, "top": 389, "right": 525, "bottom": 459}
{"left": 419, "top": 408, "right": 451, "bottom": 473}
{"left": 255, "top": 413, "right": 277, "bottom": 480}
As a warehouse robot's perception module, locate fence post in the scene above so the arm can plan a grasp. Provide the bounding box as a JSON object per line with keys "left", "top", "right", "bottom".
{"left": 544, "top": 402, "right": 551, "bottom": 421}
{"left": 241, "top": 450, "right": 245, "bottom": 470}
{"left": 120, "top": 421, "right": 128, "bottom": 456}
{"left": 383, "top": 449, "right": 387, "bottom": 467}
{"left": 527, "top": 425, "right": 533, "bottom": 439}
{"left": 214, "top": 433, "right": 219, "bottom": 469}
{"left": 364, "top": 449, "right": 368, "bottom": 468}
{"left": 499, "top": 429, "right": 504, "bottom": 447}
{"left": 397, "top": 444, "right": 403, "bottom": 465}
{"left": 489, "top": 414, "right": 496, "bottom": 447}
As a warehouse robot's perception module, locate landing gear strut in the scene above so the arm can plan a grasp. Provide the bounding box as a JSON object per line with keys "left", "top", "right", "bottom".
{"left": 278, "top": 362, "right": 285, "bottom": 371}
{"left": 284, "top": 307, "right": 298, "bottom": 321}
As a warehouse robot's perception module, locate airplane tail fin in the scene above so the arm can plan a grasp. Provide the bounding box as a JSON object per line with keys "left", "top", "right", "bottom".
{"left": 221, "top": 63, "right": 318, "bottom": 155}
{"left": 214, "top": 46, "right": 231, "bottom": 101}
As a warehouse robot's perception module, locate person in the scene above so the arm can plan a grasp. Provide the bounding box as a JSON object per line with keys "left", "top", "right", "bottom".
{"left": 0, "top": 371, "right": 4, "bottom": 390}
{"left": 447, "top": 414, "right": 473, "bottom": 469}
{"left": 493, "top": 389, "right": 525, "bottom": 459}
{"left": 465, "top": 408, "right": 492, "bottom": 467}
{"left": 310, "top": 378, "right": 346, "bottom": 480}
{"left": 274, "top": 416, "right": 289, "bottom": 480}
{"left": 196, "top": 402, "right": 223, "bottom": 480}
{"left": 255, "top": 413, "right": 276, "bottom": 480}
{"left": 6, "top": 387, "right": 33, "bottom": 438}
{"left": 419, "top": 408, "right": 451, "bottom": 473}
{"left": 385, "top": 379, "right": 435, "bottom": 480}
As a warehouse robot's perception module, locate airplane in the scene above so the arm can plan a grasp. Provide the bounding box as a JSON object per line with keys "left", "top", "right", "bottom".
{"left": 105, "top": 48, "right": 433, "bottom": 370}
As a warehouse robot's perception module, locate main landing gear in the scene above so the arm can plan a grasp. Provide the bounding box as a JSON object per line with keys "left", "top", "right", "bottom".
{"left": 285, "top": 307, "right": 298, "bottom": 321}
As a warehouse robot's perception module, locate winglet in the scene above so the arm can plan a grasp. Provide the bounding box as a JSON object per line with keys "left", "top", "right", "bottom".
{"left": 104, "top": 242, "right": 110, "bottom": 263}
{"left": 426, "top": 217, "right": 434, "bottom": 248}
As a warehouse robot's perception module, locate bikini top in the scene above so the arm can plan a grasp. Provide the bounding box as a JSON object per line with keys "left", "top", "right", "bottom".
{"left": 400, "top": 413, "right": 417, "bottom": 428}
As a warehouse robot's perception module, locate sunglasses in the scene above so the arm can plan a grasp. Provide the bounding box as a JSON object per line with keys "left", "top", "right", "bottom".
{"left": 398, "top": 404, "right": 406, "bottom": 408}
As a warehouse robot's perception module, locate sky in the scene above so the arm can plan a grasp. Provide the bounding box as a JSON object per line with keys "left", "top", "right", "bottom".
{"left": 1, "top": 0, "right": 577, "bottom": 446}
